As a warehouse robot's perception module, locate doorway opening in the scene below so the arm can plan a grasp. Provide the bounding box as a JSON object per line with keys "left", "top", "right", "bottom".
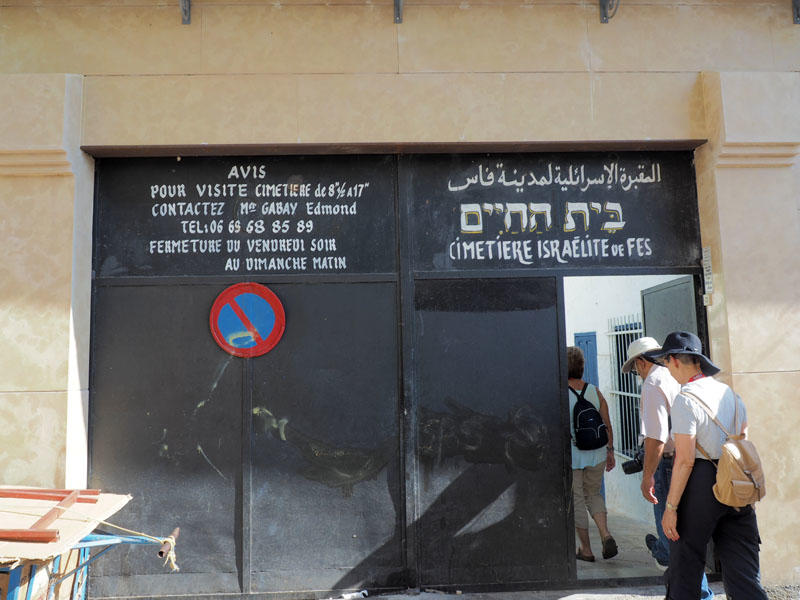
{"left": 563, "top": 273, "right": 706, "bottom": 582}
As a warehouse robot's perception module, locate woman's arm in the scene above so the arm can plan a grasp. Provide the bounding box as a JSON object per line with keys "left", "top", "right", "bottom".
{"left": 598, "top": 389, "right": 616, "bottom": 472}
{"left": 661, "top": 432, "right": 696, "bottom": 540}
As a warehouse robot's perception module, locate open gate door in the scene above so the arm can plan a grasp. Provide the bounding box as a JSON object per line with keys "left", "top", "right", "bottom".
{"left": 641, "top": 275, "right": 699, "bottom": 341}
{"left": 411, "top": 278, "right": 572, "bottom": 588}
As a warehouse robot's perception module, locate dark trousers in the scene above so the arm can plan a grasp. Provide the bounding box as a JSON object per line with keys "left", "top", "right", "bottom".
{"left": 666, "top": 460, "right": 767, "bottom": 600}
{"left": 656, "top": 457, "right": 713, "bottom": 598}
{"left": 652, "top": 456, "right": 672, "bottom": 564}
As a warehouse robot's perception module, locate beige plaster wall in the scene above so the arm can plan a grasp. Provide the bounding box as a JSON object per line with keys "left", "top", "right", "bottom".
{"left": 0, "top": 0, "right": 788, "bottom": 147}
{"left": 0, "top": 174, "right": 73, "bottom": 391}
{"left": 0, "top": 74, "right": 91, "bottom": 489}
{"left": 81, "top": 72, "right": 704, "bottom": 146}
{"left": 1, "top": 0, "right": 799, "bottom": 587}
{"left": 0, "top": 1, "right": 798, "bottom": 77}
{"left": 0, "top": 392, "right": 68, "bottom": 488}
{"left": 734, "top": 372, "right": 800, "bottom": 583}
{"left": 695, "top": 71, "right": 800, "bottom": 584}
{"left": 0, "top": 0, "right": 792, "bottom": 151}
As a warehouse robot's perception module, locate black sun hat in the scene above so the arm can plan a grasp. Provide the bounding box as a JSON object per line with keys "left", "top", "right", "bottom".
{"left": 644, "top": 331, "right": 720, "bottom": 376}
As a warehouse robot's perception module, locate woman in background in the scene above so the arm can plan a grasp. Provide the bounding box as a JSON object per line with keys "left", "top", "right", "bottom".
{"left": 567, "top": 346, "right": 618, "bottom": 562}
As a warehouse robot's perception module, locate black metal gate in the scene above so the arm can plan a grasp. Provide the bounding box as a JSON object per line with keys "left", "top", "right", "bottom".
{"left": 89, "top": 152, "right": 701, "bottom": 597}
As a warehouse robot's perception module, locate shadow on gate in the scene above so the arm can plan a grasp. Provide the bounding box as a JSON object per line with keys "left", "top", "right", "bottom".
{"left": 256, "top": 399, "right": 571, "bottom": 592}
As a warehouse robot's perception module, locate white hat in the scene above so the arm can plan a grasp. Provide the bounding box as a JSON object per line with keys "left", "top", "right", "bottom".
{"left": 621, "top": 337, "right": 661, "bottom": 374}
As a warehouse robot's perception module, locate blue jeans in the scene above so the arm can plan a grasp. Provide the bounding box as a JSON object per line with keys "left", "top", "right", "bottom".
{"left": 655, "top": 456, "right": 714, "bottom": 599}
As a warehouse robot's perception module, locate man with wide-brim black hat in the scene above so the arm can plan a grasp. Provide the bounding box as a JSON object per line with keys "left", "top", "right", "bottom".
{"left": 623, "top": 337, "right": 712, "bottom": 598}
{"left": 646, "top": 331, "right": 767, "bottom": 600}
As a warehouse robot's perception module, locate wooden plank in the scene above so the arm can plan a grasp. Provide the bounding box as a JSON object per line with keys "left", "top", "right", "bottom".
{"left": 0, "top": 492, "right": 131, "bottom": 560}
{"left": 0, "top": 491, "right": 97, "bottom": 504}
{"left": 30, "top": 491, "right": 79, "bottom": 531}
{"left": 0, "top": 529, "right": 59, "bottom": 543}
{"left": 0, "top": 489, "right": 99, "bottom": 496}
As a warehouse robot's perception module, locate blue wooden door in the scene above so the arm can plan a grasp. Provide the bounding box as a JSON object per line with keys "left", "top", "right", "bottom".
{"left": 574, "top": 332, "right": 598, "bottom": 387}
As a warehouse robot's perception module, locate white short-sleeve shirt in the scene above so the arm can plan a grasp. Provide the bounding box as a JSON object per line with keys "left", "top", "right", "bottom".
{"left": 640, "top": 364, "right": 680, "bottom": 454}
{"left": 671, "top": 376, "right": 747, "bottom": 459}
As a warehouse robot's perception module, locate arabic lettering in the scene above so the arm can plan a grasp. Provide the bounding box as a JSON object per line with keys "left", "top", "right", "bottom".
{"left": 447, "top": 162, "right": 662, "bottom": 193}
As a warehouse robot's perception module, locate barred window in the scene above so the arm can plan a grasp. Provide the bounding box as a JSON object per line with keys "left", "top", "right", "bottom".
{"left": 607, "top": 315, "right": 642, "bottom": 459}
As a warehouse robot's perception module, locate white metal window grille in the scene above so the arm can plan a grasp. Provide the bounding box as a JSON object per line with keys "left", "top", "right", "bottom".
{"left": 607, "top": 315, "right": 643, "bottom": 459}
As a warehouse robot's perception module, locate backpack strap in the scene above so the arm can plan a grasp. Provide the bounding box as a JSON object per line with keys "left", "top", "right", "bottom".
{"left": 682, "top": 390, "right": 743, "bottom": 465}
{"left": 569, "top": 382, "right": 588, "bottom": 400}
{"left": 695, "top": 440, "right": 716, "bottom": 465}
{"left": 681, "top": 390, "right": 732, "bottom": 437}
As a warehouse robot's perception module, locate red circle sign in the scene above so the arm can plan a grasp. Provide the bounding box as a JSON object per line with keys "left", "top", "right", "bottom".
{"left": 209, "top": 283, "right": 286, "bottom": 357}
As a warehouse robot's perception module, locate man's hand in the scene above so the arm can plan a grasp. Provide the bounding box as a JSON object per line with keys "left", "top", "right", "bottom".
{"left": 641, "top": 474, "right": 658, "bottom": 504}
{"left": 641, "top": 437, "right": 664, "bottom": 503}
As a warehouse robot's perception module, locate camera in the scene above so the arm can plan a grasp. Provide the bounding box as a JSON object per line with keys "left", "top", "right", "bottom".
{"left": 622, "top": 445, "right": 645, "bottom": 475}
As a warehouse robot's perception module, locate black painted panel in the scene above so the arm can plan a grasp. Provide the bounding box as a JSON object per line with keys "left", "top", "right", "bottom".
{"left": 402, "top": 152, "right": 700, "bottom": 271}
{"left": 412, "top": 278, "right": 571, "bottom": 586}
{"left": 249, "top": 283, "right": 403, "bottom": 592}
{"left": 89, "top": 284, "right": 242, "bottom": 596}
{"left": 95, "top": 155, "right": 396, "bottom": 277}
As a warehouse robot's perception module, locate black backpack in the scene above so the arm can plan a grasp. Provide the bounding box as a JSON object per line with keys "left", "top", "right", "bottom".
{"left": 570, "top": 383, "right": 609, "bottom": 451}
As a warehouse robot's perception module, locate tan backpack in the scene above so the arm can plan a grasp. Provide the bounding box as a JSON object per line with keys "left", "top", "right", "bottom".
{"left": 683, "top": 391, "right": 766, "bottom": 508}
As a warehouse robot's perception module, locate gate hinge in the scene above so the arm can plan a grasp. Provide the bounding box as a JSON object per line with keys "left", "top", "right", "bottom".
{"left": 599, "top": 0, "right": 619, "bottom": 22}
{"left": 793, "top": 0, "right": 800, "bottom": 24}
{"left": 180, "top": 0, "right": 191, "bottom": 25}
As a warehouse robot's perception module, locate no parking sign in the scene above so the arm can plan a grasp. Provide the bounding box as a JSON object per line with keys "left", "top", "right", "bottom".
{"left": 209, "top": 283, "right": 285, "bottom": 357}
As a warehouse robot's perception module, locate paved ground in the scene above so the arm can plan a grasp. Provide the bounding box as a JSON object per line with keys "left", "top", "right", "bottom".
{"left": 373, "top": 508, "right": 680, "bottom": 599}
{"left": 372, "top": 583, "right": 800, "bottom": 600}
{"left": 329, "top": 507, "right": 799, "bottom": 600}
{"left": 575, "top": 506, "right": 663, "bottom": 580}
{"left": 374, "top": 585, "right": 704, "bottom": 599}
